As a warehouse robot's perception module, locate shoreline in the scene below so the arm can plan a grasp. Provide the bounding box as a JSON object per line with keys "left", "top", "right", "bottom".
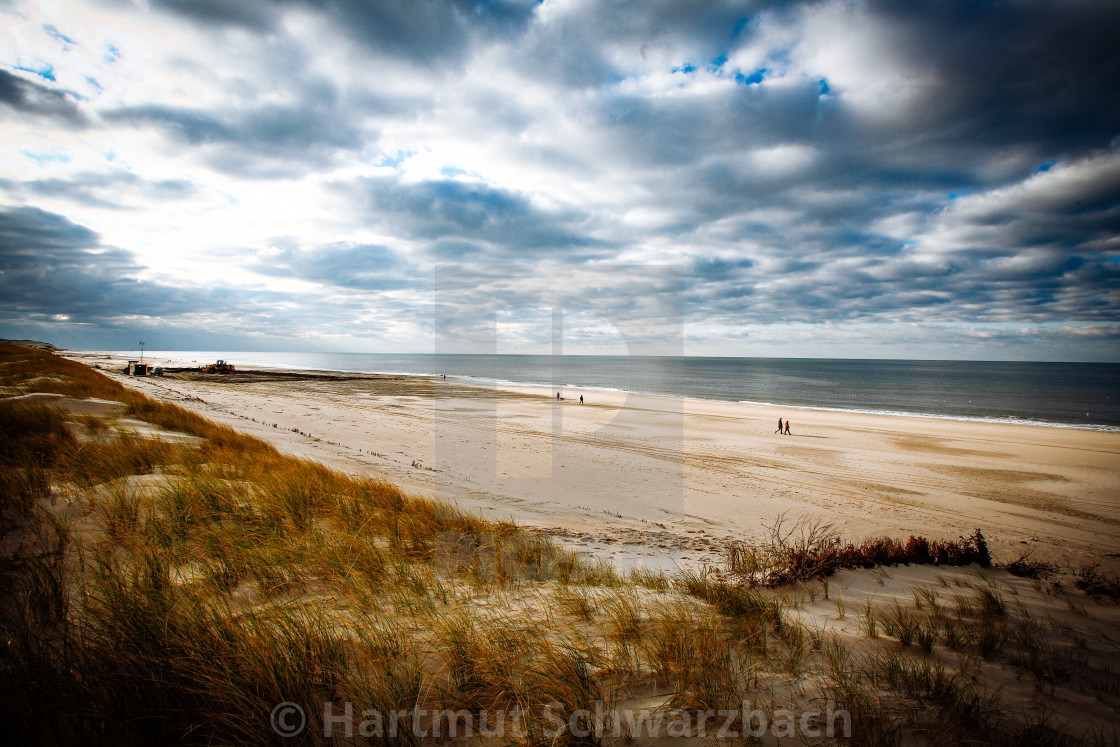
{"left": 64, "top": 351, "right": 1120, "bottom": 576}
{"left": 73, "top": 350, "right": 1119, "bottom": 432}
{"left": 468, "top": 375, "right": 1120, "bottom": 433}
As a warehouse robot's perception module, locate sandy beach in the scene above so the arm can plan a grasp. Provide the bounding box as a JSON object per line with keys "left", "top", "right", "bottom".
{"left": 69, "top": 352, "right": 1120, "bottom": 575}
{"left": 5, "top": 345, "right": 1117, "bottom": 740}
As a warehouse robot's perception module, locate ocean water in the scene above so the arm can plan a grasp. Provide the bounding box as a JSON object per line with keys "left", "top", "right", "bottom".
{"left": 132, "top": 352, "right": 1120, "bottom": 430}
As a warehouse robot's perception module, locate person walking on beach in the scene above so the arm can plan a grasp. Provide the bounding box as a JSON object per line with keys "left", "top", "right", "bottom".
{"left": 557, "top": 392, "right": 561, "bottom": 401}
{"left": 784, "top": 419, "right": 791, "bottom": 435}
{"left": 776, "top": 417, "right": 783, "bottom": 434}
{"left": 579, "top": 395, "right": 584, "bottom": 404}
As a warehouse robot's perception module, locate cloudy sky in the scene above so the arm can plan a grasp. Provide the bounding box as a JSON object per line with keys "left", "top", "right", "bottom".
{"left": 1, "top": 0, "right": 1118, "bottom": 360}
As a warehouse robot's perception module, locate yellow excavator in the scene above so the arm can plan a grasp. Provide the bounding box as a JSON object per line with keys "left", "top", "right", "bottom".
{"left": 204, "top": 360, "right": 236, "bottom": 374}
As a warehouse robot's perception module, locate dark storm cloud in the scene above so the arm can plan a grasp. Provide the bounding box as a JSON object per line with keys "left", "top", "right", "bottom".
{"left": 151, "top": 0, "right": 536, "bottom": 63}
{"left": 349, "top": 176, "right": 614, "bottom": 258}
{"left": 103, "top": 91, "right": 371, "bottom": 176}
{"left": 0, "top": 205, "right": 223, "bottom": 320}
{"left": 253, "top": 241, "right": 426, "bottom": 291}
{"left": 591, "top": 79, "right": 830, "bottom": 170}
{"left": 149, "top": 0, "right": 284, "bottom": 31}
{"left": 866, "top": 0, "right": 1120, "bottom": 152}
{"left": 0, "top": 171, "right": 195, "bottom": 209}
{"left": 0, "top": 206, "right": 352, "bottom": 347}
{"left": 692, "top": 256, "right": 755, "bottom": 282}
{"left": 0, "top": 204, "right": 98, "bottom": 253}
{"left": 0, "top": 69, "right": 87, "bottom": 125}
{"left": 316, "top": 0, "right": 536, "bottom": 64}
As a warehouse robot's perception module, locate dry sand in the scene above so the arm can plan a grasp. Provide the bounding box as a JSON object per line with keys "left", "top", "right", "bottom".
{"left": 70, "top": 353, "right": 1120, "bottom": 575}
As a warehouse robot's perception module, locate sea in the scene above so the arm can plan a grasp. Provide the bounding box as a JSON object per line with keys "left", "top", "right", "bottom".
{"left": 129, "top": 352, "right": 1120, "bottom": 431}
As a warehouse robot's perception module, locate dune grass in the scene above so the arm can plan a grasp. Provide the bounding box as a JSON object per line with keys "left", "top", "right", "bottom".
{"left": 1, "top": 344, "right": 1117, "bottom": 745}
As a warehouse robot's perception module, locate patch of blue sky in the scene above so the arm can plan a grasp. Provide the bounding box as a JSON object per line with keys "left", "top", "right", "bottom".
{"left": 732, "top": 16, "right": 752, "bottom": 37}
{"left": 104, "top": 44, "right": 121, "bottom": 63}
{"left": 43, "top": 24, "right": 79, "bottom": 50}
{"left": 1037, "top": 160, "right": 1057, "bottom": 172}
{"left": 84, "top": 75, "right": 104, "bottom": 94}
{"left": 819, "top": 78, "right": 830, "bottom": 95}
{"left": 707, "top": 54, "right": 728, "bottom": 73}
{"left": 440, "top": 166, "right": 470, "bottom": 178}
{"left": 14, "top": 61, "right": 56, "bottom": 82}
{"left": 671, "top": 62, "right": 696, "bottom": 74}
{"left": 735, "top": 68, "right": 766, "bottom": 85}
{"left": 374, "top": 149, "right": 415, "bottom": 168}
{"left": 21, "top": 149, "right": 70, "bottom": 165}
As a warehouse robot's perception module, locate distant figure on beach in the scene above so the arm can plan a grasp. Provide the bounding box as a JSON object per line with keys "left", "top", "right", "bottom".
{"left": 579, "top": 395, "right": 584, "bottom": 404}
{"left": 776, "top": 418, "right": 783, "bottom": 434}
{"left": 784, "top": 419, "right": 791, "bottom": 435}
{"left": 557, "top": 392, "right": 561, "bottom": 401}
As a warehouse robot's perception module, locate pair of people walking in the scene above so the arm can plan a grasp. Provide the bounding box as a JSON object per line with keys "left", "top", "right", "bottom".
{"left": 775, "top": 417, "right": 791, "bottom": 435}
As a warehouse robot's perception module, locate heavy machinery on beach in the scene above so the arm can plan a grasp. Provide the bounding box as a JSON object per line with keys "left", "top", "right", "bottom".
{"left": 204, "top": 360, "right": 236, "bottom": 374}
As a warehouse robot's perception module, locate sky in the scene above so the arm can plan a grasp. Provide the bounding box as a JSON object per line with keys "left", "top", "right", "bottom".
{"left": 1, "top": 0, "right": 1119, "bottom": 360}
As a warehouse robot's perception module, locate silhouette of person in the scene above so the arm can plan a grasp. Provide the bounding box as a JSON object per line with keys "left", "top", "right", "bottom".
{"left": 556, "top": 392, "right": 561, "bottom": 401}
{"left": 784, "top": 419, "right": 791, "bottom": 435}
{"left": 776, "top": 418, "right": 783, "bottom": 434}
{"left": 579, "top": 395, "right": 584, "bottom": 404}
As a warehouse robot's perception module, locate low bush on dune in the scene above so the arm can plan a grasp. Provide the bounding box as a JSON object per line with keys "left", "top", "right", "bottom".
{"left": 1005, "top": 552, "right": 1060, "bottom": 580}
{"left": 727, "top": 513, "right": 990, "bottom": 587}
{"left": 1075, "top": 563, "right": 1120, "bottom": 597}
